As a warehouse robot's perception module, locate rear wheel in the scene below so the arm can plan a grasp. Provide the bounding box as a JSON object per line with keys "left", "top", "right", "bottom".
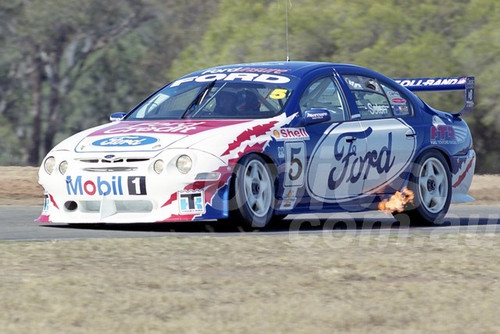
{"left": 229, "top": 154, "right": 275, "bottom": 228}
{"left": 395, "top": 150, "right": 451, "bottom": 225}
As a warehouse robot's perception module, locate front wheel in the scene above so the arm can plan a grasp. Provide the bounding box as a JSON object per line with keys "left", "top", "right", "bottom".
{"left": 229, "top": 154, "right": 275, "bottom": 228}
{"left": 395, "top": 150, "right": 451, "bottom": 225}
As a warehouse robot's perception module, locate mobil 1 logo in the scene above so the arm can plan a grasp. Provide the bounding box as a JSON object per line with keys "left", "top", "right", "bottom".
{"left": 65, "top": 175, "right": 147, "bottom": 196}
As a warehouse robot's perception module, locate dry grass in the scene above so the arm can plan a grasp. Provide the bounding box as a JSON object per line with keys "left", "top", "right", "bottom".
{"left": 1, "top": 234, "right": 500, "bottom": 333}
{"left": 468, "top": 174, "right": 500, "bottom": 203}
{"left": 1, "top": 167, "right": 500, "bottom": 333}
{"left": 0, "top": 167, "right": 42, "bottom": 206}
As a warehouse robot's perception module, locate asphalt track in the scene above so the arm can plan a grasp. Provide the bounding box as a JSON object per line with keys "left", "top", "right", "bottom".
{"left": 0, "top": 204, "right": 499, "bottom": 241}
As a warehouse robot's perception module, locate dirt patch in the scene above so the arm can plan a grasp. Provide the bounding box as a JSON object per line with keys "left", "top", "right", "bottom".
{"left": 0, "top": 166, "right": 499, "bottom": 205}
{"left": 0, "top": 167, "right": 42, "bottom": 206}
{"left": 467, "top": 174, "right": 500, "bottom": 203}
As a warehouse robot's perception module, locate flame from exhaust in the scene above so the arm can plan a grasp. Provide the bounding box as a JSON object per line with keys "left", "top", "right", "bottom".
{"left": 378, "top": 187, "right": 415, "bottom": 213}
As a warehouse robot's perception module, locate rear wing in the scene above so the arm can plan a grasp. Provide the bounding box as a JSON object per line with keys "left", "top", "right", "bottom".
{"left": 394, "top": 76, "right": 475, "bottom": 116}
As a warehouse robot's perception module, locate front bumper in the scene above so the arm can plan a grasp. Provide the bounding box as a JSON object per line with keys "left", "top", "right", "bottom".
{"left": 37, "top": 149, "right": 230, "bottom": 223}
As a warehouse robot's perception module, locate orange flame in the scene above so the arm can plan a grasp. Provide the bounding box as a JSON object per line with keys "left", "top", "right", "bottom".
{"left": 378, "top": 187, "right": 415, "bottom": 213}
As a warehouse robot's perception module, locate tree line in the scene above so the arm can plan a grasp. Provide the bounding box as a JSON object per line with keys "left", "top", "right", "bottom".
{"left": 0, "top": 0, "right": 498, "bottom": 173}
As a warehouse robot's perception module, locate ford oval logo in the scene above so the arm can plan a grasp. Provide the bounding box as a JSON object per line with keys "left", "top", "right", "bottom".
{"left": 92, "top": 136, "right": 158, "bottom": 147}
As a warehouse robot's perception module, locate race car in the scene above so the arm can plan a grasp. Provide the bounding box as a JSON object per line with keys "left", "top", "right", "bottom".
{"left": 37, "top": 61, "right": 476, "bottom": 227}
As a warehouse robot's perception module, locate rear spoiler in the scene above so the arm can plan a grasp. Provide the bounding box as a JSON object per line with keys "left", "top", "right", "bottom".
{"left": 394, "top": 76, "right": 475, "bottom": 116}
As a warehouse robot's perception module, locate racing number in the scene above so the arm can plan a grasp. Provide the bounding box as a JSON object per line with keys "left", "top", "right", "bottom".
{"left": 269, "top": 88, "right": 288, "bottom": 100}
{"left": 289, "top": 148, "right": 303, "bottom": 181}
{"left": 128, "top": 176, "right": 146, "bottom": 195}
{"left": 285, "top": 142, "right": 306, "bottom": 187}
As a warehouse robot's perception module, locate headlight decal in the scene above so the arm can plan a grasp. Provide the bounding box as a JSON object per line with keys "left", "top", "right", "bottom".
{"left": 44, "top": 156, "right": 56, "bottom": 175}
{"left": 176, "top": 155, "right": 192, "bottom": 174}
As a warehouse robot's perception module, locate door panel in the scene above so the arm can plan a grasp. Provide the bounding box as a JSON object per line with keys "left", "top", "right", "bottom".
{"left": 358, "top": 118, "right": 417, "bottom": 194}
{"left": 306, "top": 122, "right": 367, "bottom": 202}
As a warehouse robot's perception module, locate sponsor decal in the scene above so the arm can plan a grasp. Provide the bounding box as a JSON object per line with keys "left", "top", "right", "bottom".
{"left": 171, "top": 73, "right": 291, "bottom": 87}
{"left": 328, "top": 128, "right": 395, "bottom": 191}
{"left": 393, "top": 105, "right": 409, "bottom": 116}
{"left": 102, "top": 121, "right": 206, "bottom": 135}
{"left": 391, "top": 97, "right": 407, "bottom": 105}
{"left": 305, "top": 109, "right": 330, "bottom": 121}
{"left": 277, "top": 146, "right": 285, "bottom": 159}
{"left": 279, "top": 197, "right": 297, "bottom": 210}
{"left": 92, "top": 136, "right": 158, "bottom": 147}
{"left": 280, "top": 181, "right": 300, "bottom": 210}
{"left": 178, "top": 191, "right": 205, "bottom": 214}
{"left": 284, "top": 188, "right": 298, "bottom": 198}
{"left": 367, "top": 103, "right": 390, "bottom": 115}
{"left": 386, "top": 90, "right": 400, "bottom": 98}
{"left": 40, "top": 192, "right": 58, "bottom": 212}
{"left": 201, "top": 67, "right": 290, "bottom": 75}
{"left": 307, "top": 119, "right": 415, "bottom": 202}
{"left": 431, "top": 125, "right": 457, "bottom": 144}
{"left": 396, "top": 77, "right": 466, "bottom": 87}
{"left": 272, "top": 128, "right": 309, "bottom": 141}
{"left": 66, "top": 176, "right": 147, "bottom": 196}
{"left": 43, "top": 192, "right": 49, "bottom": 211}
{"left": 90, "top": 120, "right": 247, "bottom": 137}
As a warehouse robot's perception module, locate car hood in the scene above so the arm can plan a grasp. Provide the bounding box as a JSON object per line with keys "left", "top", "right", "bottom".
{"left": 69, "top": 119, "right": 256, "bottom": 154}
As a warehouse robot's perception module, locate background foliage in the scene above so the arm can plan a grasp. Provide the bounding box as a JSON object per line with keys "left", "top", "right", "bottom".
{"left": 0, "top": 0, "right": 498, "bottom": 172}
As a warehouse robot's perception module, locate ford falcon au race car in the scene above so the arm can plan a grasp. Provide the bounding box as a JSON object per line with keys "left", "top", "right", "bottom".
{"left": 38, "top": 61, "right": 476, "bottom": 227}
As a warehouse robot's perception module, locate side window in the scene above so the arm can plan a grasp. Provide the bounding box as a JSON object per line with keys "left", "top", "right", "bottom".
{"left": 299, "top": 76, "right": 346, "bottom": 122}
{"left": 381, "top": 83, "right": 413, "bottom": 117}
{"left": 343, "top": 75, "right": 392, "bottom": 120}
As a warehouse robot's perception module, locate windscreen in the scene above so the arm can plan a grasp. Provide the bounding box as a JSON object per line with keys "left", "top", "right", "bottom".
{"left": 126, "top": 72, "right": 297, "bottom": 120}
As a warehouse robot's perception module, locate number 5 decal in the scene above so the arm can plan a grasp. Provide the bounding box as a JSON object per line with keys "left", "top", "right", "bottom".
{"left": 285, "top": 141, "right": 306, "bottom": 187}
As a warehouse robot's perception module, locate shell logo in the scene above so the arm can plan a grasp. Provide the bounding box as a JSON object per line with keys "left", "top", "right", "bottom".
{"left": 272, "top": 128, "right": 310, "bottom": 141}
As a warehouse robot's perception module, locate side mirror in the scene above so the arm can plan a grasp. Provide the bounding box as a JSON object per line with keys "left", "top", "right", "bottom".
{"left": 303, "top": 108, "right": 331, "bottom": 125}
{"left": 109, "top": 112, "right": 127, "bottom": 122}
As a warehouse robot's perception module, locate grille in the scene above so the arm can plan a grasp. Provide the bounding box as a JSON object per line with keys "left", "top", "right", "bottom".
{"left": 77, "top": 157, "right": 150, "bottom": 172}
{"left": 79, "top": 200, "right": 153, "bottom": 213}
{"left": 83, "top": 167, "right": 138, "bottom": 172}
{"left": 79, "top": 158, "right": 150, "bottom": 164}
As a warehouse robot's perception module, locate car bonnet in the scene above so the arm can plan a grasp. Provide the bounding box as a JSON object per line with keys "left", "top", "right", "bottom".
{"left": 73, "top": 119, "right": 251, "bottom": 153}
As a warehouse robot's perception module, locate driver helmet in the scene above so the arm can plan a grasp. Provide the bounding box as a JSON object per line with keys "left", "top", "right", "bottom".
{"left": 235, "top": 90, "right": 260, "bottom": 113}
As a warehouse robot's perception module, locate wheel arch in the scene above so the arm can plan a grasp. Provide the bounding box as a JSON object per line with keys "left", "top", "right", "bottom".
{"left": 229, "top": 152, "right": 280, "bottom": 197}
{"left": 414, "top": 147, "right": 452, "bottom": 172}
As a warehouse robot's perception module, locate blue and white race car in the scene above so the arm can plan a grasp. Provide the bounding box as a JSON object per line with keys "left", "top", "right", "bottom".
{"left": 38, "top": 62, "right": 476, "bottom": 227}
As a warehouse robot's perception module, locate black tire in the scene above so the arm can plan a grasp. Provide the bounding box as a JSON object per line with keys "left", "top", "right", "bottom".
{"left": 229, "top": 154, "right": 275, "bottom": 228}
{"left": 394, "top": 150, "right": 452, "bottom": 225}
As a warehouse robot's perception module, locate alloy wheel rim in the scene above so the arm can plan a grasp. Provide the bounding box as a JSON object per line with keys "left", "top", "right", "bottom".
{"left": 418, "top": 157, "right": 448, "bottom": 214}
{"left": 243, "top": 160, "right": 272, "bottom": 218}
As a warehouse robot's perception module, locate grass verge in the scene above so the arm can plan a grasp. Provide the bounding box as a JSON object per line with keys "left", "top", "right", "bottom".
{"left": 1, "top": 233, "right": 500, "bottom": 333}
